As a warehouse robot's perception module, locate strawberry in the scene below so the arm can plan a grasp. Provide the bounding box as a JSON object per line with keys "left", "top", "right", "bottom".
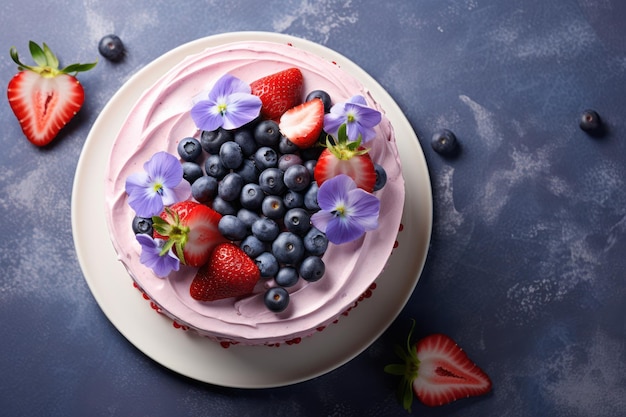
{"left": 7, "top": 41, "right": 96, "bottom": 146}
{"left": 250, "top": 67, "right": 303, "bottom": 120}
{"left": 278, "top": 98, "right": 324, "bottom": 149}
{"left": 190, "top": 243, "right": 260, "bottom": 301}
{"left": 314, "top": 124, "right": 377, "bottom": 192}
{"left": 152, "top": 201, "right": 226, "bottom": 267}
{"left": 385, "top": 320, "right": 492, "bottom": 411}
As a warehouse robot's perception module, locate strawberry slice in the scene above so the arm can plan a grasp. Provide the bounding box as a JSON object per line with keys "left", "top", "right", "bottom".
{"left": 385, "top": 321, "right": 492, "bottom": 411}
{"left": 190, "top": 243, "right": 260, "bottom": 301}
{"left": 7, "top": 41, "right": 96, "bottom": 146}
{"left": 278, "top": 98, "right": 324, "bottom": 149}
{"left": 314, "top": 124, "right": 376, "bottom": 192}
{"left": 250, "top": 67, "right": 303, "bottom": 120}
{"left": 152, "top": 201, "right": 226, "bottom": 267}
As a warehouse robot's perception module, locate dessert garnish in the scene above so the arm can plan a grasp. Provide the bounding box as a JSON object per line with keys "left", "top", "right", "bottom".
{"left": 135, "top": 234, "right": 180, "bottom": 278}
{"left": 190, "top": 243, "right": 260, "bottom": 302}
{"left": 323, "top": 94, "right": 382, "bottom": 142}
{"left": 250, "top": 67, "right": 304, "bottom": 120}
{"left": 98, "top": 34, "right": 125, "bottom": 62}
{"left": 278, "top": 98, "right": 325, "bottom": 148}
{"left": 314, "top": 124, "right": 377, "bottom": 192}
{"left": 579, "top": 109, "right": 605, "bottom": 137}
{"left": 311, "top": 174, "right": 380, "bottom": 244}
{"left": 151, "top": 201, "right": 225, "bottom": 267}
{"left": 385, "top": 320, "right": 492, "bottom": 411}
{"left": 125, "top": 151, "right": 191, "bottom": 218}
{"left": 7, "top": 41, "right": 96, "bottom": 146}
{"left": 191, "top": 74, "right": 262, "bottom": 131}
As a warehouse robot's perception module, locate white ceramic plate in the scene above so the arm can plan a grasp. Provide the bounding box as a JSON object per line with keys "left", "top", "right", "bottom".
{"left": 71, "top": 31, "right": 432, "bottom": 388}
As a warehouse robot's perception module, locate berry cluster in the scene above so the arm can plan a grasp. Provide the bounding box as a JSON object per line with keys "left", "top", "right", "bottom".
{"left": 176, "top": 113, "right": 330, "bottom": 311}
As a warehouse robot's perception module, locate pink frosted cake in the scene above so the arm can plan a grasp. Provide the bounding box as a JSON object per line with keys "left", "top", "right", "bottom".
{"left": 104, "top": 40, "right": 404, "bottom": 346}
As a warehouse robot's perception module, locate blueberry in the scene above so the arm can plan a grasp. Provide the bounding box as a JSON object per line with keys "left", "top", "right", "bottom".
{"left": 218, "top": 214, "right": 247, "bottom": 241}
{"left": 251, "top": 218, "right": 280, "bottom": 242}
{"left": 219, "top": 141, "right": 243, "bottom": 170}
{"left": 218, "top": 172, "right": 244, "bottom": 202}
{"left": 304, "top": 182, "right": 320, "bottom": 211}
{"left": 303, "top": 159, "right": 317, "bottom": 177}
{"left": 212, "top": 196, "right": 238, "bottom": 215}
{"left": 98, "top": 34, "right": 125, "bottom": 62}
{"left": 283, "top": 190, "right": 305, "bottom": 209}
{"left": 182, "top": 162, "right": 203, "bottom": 184}
{"left": 237, "top": 208, "right": 260, "bottom": 229}
{"left": 240, "top": 183, "right": 265, "bottom": 210}
{"left": 278, "top": 135, "right": 299, "bottom": 154}
{"left": 278, "top": 153, "right": 303, "bottom": 171}
{"left": 306, "top": 90, "right": 331, "bottom": 113}
{"left": 132, "top": 216, "right": 153, "bottom": 235}
{"left": 204, "top": 154, "right": 228, "bottom": 180}
{"left": 191, "top": 175, "right": 218, "bottom": 202}
{"left": 284, "top": 164, "right": 311, "bottom": 192}
{"left": 299, "top": 256, "right": 326, "bottom": 282}
{"left": 234, "top": 129, "right": 258, "bottom": 157}
{"left": 254, "top": 120, "right": 281, "bottom": 147}
{"left": 254, "top": 146, "right": 278, "bottom": 170}
{"left": 255, "top": 252, "right": 280, "bottom": 277}
{"left": 240, "top": 235, "right": 266, "bottom": 259}
{"left": 201, "top": 128, "right": 232, "bottom": 154}
{"left": 262, "top": 195, "right": 286, "bottom": 219}
{"left": 303, "top": 227, "right": 328, "bottom": 256}
{"left": 264, "top": 287, "right": 290, "bottom": 312}
{"left": 177, "top": 137, "right": 202, "bottom": 162}
{"left": 258, "top": 168, "right": 286, "bottom": 195}
{"left": 431, "top": 129, "right": 458, "bottom": 155}
{"left": 275, "top": 266, "right": 300, "bottom": 288}
{"left": 284, "top": 208, "right": 311, "bottom": 235}
{"left": 373, "top": 163, "right": 387, "bottom": 191}
{"left": 236, "top": 159, "right": 260, "bottom": 184}
{"left": 579, "top": 109, "right": 602, "bottom": 133}
{"left": 272, "top": 232, "right": 305, "bottom": 265}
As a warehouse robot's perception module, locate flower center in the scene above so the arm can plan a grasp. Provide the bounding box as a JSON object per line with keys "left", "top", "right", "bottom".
{"left": 346, "top": 112, "right": 355, "bottom": 123}
{"left": 332, "top": 204, "right": 346, "bottom": 217}
{"left": 217, "top": 102, "right": 228, "bottom": 115}
{"left": 153, "top": 182, "right": 164, "bottom": 195}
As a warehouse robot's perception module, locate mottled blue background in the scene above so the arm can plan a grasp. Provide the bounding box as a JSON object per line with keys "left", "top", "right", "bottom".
{"left": 1, "top": 0, "right": 625, "bottom": 416}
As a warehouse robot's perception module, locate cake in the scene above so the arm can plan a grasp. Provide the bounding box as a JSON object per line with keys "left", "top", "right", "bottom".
{"left": 104, "top": 40, "right": 404, "bottom": 346}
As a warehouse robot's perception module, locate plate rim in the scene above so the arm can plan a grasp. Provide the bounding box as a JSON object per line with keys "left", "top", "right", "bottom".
{"left": 71, "top": 31, "right": 432, "bottom": 388}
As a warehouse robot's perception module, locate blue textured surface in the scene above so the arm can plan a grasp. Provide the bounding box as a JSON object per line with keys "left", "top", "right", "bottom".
{"left": 1, "top": 0, "right": 625, "bottom": 416}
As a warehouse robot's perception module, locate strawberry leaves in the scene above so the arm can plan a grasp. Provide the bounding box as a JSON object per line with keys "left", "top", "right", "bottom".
{"left": 385, "top": 320, "right": 492, "bottom": 411}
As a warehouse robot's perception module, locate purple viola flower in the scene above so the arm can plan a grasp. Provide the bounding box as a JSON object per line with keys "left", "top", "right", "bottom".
{"left": 311, "top": 174, "right": 380, "bottom": 244}
{"left": 125, "top": 151, "right": 191, "bottom": 218}
{"left": 323, "top": 95, "right": 382, "bottom": 143}
{"left": 190, "top": 74, "right": 262, "bottom": 131}
{"left": 136, "top": 234, "right": 180, "bottom": 278}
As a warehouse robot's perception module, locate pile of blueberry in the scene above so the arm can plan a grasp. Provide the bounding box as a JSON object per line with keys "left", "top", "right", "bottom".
{"left": 179, "top": 117, "right": 329, "bottom": 311}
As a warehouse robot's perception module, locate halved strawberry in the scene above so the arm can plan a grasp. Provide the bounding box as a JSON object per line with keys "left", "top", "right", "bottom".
{"left": 314, "top": 124, "right": 376, "bottom": 192}
{"left": 7, "top": 41, "right": 96, "bottom": 146}
{"left": 385, "top": 321, "right": 492, "bottom": 411}
{"left": 152, "top": 201, "right": 226, "bottom": 267}
{"left": 278, "top": 98, "right": 324, "bottom": 149}
{"left": 190, "top": 243, "right": 260, "bottom": 301}
{"left": 250, "top": 67, "right": 303, "bottom": 120}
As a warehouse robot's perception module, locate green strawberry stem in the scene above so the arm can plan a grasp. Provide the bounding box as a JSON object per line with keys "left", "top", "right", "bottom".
{"left": 151, "top": 208, "right": 189, "bottom": 265}
{"left": 10, "top": 41, "right": 96, "bottom": 78}
{"left": 384, "top": 319, "right": 420, "bottom": 412}
{"left": 323, "top": 123, "right": 370, "bottom": 160}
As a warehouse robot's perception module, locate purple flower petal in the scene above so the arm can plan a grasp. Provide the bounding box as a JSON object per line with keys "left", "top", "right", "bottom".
{"left": 136, "top": 234, "right": 180, "bottom": 278}
{"left": 209, "top": 74, "right": 251, "bottom": 100}
{"left": 220, "top": 92, "right": 262, "bottom": 130}
{"left": 190, "top": 100, "right": 223, "bottom": 132}
{"left": 311, "top": 174, "right": 380, "bottom": 245}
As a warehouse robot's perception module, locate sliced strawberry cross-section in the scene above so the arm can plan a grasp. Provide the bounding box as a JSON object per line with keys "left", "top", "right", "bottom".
{"left": 279, "top": 98, "right": 325, "bottom": 149}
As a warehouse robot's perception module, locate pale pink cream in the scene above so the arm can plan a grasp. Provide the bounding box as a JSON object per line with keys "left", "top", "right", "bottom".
{"left": 104, "top": 41, "right": 404, "bottom": 345}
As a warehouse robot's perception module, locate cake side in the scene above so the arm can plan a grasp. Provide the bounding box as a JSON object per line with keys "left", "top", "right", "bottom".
{"left": 104, "top": 40, "right": 404, "bottom": 345}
